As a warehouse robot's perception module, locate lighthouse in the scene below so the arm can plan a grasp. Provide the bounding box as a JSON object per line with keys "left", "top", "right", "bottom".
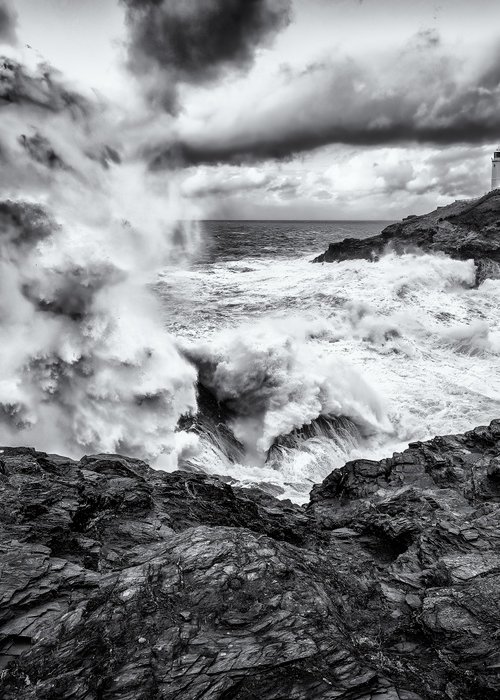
{"left": 492, "top": 148, "right": 500, "bottom": 190}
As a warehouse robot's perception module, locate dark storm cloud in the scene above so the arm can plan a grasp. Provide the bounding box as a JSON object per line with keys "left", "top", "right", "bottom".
{"left": 151, "top": 41, "right": 500, "bottom": 166}
{"left": 121, "top": 0, "right": 291, "bottom": 110}
{"left": 0, "top": 0, "right": 17, "bottom": 45}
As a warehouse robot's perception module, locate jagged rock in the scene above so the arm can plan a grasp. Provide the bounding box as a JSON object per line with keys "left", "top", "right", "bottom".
{"left": 1, "top": 422, "right": 500, "bottom": 698}
{"left": 312, "top": 190, "right": 500, "bottom": 285}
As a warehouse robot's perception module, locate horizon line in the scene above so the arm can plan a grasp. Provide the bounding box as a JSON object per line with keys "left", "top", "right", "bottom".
{"left": 198, "top": 218, "right": 396, "bottom": 223}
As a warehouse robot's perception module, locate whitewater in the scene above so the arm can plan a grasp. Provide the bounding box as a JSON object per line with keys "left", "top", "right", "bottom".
{"left": 159, "top": 220, "right": 500, "bottom": 502}
{"left": 2, "top": 59, "right": 499, "bottom": 504}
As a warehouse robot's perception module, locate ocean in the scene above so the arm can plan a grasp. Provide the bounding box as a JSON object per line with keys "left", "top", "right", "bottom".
{"left": 157, "top": 220, "right": 500, "bottom": 502}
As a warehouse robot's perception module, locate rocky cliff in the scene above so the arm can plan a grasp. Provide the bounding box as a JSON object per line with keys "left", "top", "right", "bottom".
{"left": 1, "top": 422, "right": 500, "bottom": 699}
{"left": 313, "top": 189, "right": 500, "bottom": 285}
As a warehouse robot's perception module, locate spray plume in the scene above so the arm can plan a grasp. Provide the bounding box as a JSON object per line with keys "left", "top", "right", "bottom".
{"left": 0, "top": 55, "right": 199, "bottom": 464}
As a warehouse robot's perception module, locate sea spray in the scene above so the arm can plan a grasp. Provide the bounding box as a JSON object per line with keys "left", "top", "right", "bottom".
{"left": 3, "top": 59, "right": 499, "bottom": 499}
{"left": 163, "top": 244, "right": 500, "bottom": 498}
{"left": 0, "top": 57, "right": 199, "bottom": 463}
{"left": 439, "top": 320, "right": 500, "bottom": 356}
{"left": 183, "top": 316, "right": 393, "bottom": 463}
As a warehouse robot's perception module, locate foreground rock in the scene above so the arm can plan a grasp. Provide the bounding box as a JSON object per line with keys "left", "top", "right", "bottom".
{"left": 313, "top": 189, "right": 500, "bottom": 284}
{"left": 1, "top": 421, "right": 500, "bottom": 698}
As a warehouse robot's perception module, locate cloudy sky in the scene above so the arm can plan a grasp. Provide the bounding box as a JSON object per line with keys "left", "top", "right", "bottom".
{"left": 4, "top": 0, "right": 500, "bottom": 219}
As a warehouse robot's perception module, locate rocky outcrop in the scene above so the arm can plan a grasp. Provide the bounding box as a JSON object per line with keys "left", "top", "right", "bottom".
{"left": 1, "top": 421, "right": 500, "bottom": 698}
{"left": 313, "top": 189, "right": 500, "bottom": 285}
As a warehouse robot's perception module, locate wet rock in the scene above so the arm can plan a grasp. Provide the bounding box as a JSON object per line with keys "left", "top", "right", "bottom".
{"left": 1, "top": 421, "right": 500, "bottom": 697}
{"left": 313, "top": 190, "right": 500, "bottom": 284}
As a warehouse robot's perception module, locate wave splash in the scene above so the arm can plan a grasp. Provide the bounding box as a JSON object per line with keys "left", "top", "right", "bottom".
{"left": 439, "top": 321, "right": 500, "bottom": 356}
{"left": 3, "top": 58, "right": 499, "bottom": 498}
{"left": 164, "top": 249, "right": 500, "bottom": 498}
{"left": 182, "top": 318, "right": 392, "bottom": 478}
{"left": 0, "top": 58, "right": 199, "bottom": 464}
{"left": 0, "top": 57, "right": 393, "bottom": 486}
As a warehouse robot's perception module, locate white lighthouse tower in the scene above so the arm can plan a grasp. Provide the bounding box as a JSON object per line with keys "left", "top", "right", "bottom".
{"left": 492, "top": 148, "right": 500, "bottom": 190}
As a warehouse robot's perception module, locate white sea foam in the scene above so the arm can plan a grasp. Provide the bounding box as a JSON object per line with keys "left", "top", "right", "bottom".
{"left": 163, "top": 248, "right": 500, "bottom": 499}
{"left": 184, "top": 316, "right": 391, "bottom": 459}
{"left": 439, "top": 320, "right": 500, "bottom": 356}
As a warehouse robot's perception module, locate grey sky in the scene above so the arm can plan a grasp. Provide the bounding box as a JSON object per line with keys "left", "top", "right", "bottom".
{"left": 4, "top": 0, "right": 500, "bottom": 219}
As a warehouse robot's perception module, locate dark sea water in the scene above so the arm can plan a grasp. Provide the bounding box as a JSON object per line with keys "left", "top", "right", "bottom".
{"left": 159, "top": 219, "right": 500, "bottom": 501}
{"left": 194, "top": 220, "right": 390, "bottom": 263}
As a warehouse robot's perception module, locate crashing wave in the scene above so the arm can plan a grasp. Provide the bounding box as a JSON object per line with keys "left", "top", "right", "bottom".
{"left": 178, "top": 383, "right": 246, "bottom": 471}
{"left": 0, "top": 58, "right": 199, "bottom": 464}
{"left": 439, "top": 321, "right": 500, "bottom": 357}
{"left": 181, "top": 318, "right": 392, "bottom": 468}
{"left": 266, "top": 414, "right": 362, "bottom": 462}
{"left": 177, "top": 379, "right": 370, "bottom": 501}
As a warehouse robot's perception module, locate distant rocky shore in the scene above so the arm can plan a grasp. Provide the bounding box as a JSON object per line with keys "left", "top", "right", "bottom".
{"left": 1, "top": 420, "right": 500, "bottom": 698}
{"left": 313, "top": 189, "right": 500, "bottom": 285}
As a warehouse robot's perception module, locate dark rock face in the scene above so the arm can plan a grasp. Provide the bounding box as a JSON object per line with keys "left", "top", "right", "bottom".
{"left": 313, "top": 190, "right": 500, "bottom": 285}
{"left": 1, "top": 422, "right": 500, "bottom": 698}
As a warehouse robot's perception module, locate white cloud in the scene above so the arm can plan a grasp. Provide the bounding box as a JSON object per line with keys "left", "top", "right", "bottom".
{"left": 179, "top": 144, "right": 493, "bottom": 219}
